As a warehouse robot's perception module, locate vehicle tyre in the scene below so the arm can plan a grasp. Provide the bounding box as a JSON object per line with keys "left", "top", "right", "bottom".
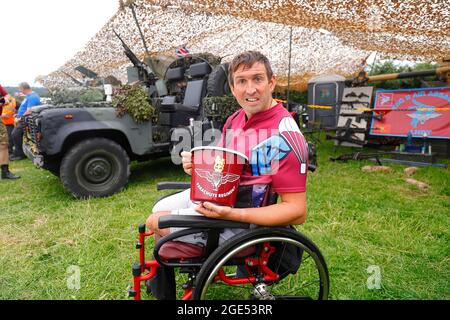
{"left": 193, "top": 227, "right": 329, "bottom": 300}
{"left": 60, "top": 138, "right": 130, "bottom": 198}
{"left": 207, "top": 63, "right": 231, "bottom": 96}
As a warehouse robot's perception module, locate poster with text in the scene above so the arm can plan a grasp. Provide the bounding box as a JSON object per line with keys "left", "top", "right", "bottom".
{"left": 370, "top": 87, "right": 450, "bottom": 139}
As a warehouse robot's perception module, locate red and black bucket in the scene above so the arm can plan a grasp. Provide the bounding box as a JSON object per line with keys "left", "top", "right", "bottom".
{"left": 190, "top": 146, "right": 248, "bottom": 207}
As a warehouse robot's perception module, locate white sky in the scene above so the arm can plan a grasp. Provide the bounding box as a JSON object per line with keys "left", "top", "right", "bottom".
{"left": 1, "top": 0, "right": 118, "bottom": 87}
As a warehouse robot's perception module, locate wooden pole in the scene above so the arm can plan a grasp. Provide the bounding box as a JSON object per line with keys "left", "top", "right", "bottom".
{"left": 286, "top": 26, "right": 293, "bottom": 108}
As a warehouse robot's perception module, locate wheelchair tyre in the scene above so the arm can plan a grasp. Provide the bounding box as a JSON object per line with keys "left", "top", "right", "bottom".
{"left": 193, "top": 227, "right": 329, "bottom": 300}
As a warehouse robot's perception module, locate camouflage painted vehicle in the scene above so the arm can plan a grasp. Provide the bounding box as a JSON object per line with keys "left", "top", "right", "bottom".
{"left": 23, "top": 40, "right": 230, "bottom": 198}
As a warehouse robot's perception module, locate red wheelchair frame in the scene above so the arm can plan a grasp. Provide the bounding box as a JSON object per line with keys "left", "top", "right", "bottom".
{"left": 129, "top": 221, "right": 286, "bottom": 300}
{"left": 129, "top": 181, "right": 329, "bottom": 300}
{"left": 130, "top": 223, "right": 283, "bottom": 300}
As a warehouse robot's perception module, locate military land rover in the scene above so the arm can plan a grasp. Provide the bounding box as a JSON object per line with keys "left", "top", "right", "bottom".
{"left": 23, "top": 29, "right": 232, "bottom": 199}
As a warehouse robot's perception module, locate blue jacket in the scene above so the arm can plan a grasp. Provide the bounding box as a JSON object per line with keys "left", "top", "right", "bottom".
{"left": 18, "top": 92, "right": 41, "bottom": 118}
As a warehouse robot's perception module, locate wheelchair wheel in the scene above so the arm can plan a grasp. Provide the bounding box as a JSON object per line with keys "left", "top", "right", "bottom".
{"left": 192, "top": 227, "right": 329, "bottom": 300}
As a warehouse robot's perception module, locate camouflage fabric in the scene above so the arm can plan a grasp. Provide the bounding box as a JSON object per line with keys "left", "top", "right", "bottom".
{"left": 51, "top": 88, "right": 106, "bottom": 105}
{"left": 0, "top": 121, "right": 8, "bottom": 145}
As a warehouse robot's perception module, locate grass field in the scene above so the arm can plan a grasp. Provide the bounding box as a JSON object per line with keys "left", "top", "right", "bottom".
{"left": 1, "top": 139, "right": 449, "bottom": 300}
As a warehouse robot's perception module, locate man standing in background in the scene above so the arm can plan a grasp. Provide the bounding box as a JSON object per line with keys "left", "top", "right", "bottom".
{"left": 0, "top": 84, "right": 20, "bottom": 180}
{"left": 11, "top": 82, "right": 41, "bottom": 161}
{"left": 1, "top": 95, "right": 18, "bottom": 155}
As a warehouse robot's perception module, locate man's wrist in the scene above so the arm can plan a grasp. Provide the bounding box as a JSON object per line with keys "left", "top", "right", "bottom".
{"left": 231, "top": 207, "right": 246, "bottom": 223}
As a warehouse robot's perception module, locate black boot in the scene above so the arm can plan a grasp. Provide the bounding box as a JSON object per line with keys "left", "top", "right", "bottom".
{"left": 9, "top": 154, "right": 26, "bottom": 161}
{"left": 1, "top": 165, "right": 20, "bottom": 180}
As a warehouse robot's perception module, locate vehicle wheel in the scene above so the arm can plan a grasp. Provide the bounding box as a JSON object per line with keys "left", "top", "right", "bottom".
{"left": 207, "top": 63, "right": 231, "bottom": 96}
{"left": 193, "top": 227, "right": 329, "bottom": 300}
{"left": 60, "top": 138, "right": 130, "bottom": 198}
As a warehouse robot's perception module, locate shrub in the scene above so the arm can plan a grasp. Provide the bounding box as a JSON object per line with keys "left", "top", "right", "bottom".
{"left": 112, "top": 85, "right": 157, "bottom": 123}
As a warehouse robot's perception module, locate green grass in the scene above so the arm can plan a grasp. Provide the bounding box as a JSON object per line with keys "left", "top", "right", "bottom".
{"left": 1, "top": 140, "right": 449, "bottom": 300}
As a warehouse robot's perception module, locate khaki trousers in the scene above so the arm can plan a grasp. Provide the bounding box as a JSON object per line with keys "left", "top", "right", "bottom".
{"left": 0, "top": 122, "right": 9, "bottom": 165}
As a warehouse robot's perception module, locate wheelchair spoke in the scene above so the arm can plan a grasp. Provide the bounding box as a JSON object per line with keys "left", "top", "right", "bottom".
{"left": 277, "top": 278, "right": 320, "bottom": 294}
{"left": 263, "top": 249, "right": 322, "bottom": 300}
{"left": 300, "top": 278, "right": 321, "bottom": 289}
{"left": 273, "top": 243, "right": 288, "bottom": 275}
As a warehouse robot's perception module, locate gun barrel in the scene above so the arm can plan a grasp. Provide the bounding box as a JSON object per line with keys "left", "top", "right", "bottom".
{"left": 61, "top": 71, "right": 83, "bottom": 86}
{"left": 113, "top": 29, "right": 142, "bottom": 68}
{"left": 367, "top": 66, "right": 450, "bottom": 82}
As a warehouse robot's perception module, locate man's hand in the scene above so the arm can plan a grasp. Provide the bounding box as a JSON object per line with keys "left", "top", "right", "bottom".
{"left": 195, "top": 202, "right": 233, "bottom": 220}
{"left": 14, "top": 117, "right": 20, "bottom": 126}
{"left": 181, "top": 151, "right": 193, "bottom": 175}
{"left": 4, "top": 94, "right": 11, "bottom": 103}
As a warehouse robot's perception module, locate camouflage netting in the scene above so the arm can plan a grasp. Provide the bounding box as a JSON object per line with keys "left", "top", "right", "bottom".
{"left": 38, "top": 0, "right": 449, "bottom": 91}
{"left": 51, "top": 88, "right": 106, "bottom": 105}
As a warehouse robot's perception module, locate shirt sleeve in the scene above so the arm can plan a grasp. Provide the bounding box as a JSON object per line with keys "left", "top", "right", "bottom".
{"left": 28, "top": 95, "right": 41, "bottom": 107}
{"left": 17, "top": 94, "right": 41, "bottom": 117}
{"left": 270, "top": 136, "right": 309, "bottom": 193}
{"left": 17, "top": 100, "right": 27, "bottom": 118}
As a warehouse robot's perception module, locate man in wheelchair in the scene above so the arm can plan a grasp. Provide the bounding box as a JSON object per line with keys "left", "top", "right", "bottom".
{"left": 132, "top": 51, "right": 329, "bottom": 300}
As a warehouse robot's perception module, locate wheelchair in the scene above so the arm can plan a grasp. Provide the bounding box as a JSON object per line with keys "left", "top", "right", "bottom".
{"left": 129, "top": 165, "right": 329, "bottom": 300}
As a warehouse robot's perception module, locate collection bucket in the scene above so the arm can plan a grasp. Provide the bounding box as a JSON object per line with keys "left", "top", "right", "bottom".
{"left": 190, "top": 146, "right": 248, "bottom": 206}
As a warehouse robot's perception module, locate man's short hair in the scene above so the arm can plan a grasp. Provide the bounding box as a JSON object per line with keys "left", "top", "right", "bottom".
{"left": 19, "top": 82, "right": 31, "bottom": 90}
{"left": 228, "top": 51, "right": 274, "bottom": 87}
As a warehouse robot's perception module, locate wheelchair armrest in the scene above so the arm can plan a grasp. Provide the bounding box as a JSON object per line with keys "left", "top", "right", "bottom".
{"left": 157, "top": 182, "right": 191, "bottom": 191}
{"left": 158, "top": 215, "right": 250, "bottom": 230}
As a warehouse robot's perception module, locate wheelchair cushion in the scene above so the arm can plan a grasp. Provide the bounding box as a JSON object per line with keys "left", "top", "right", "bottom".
{"left": 159, "top": 240, "right": 204, "bottom": 261}
{"left": 158, "top": 240, "right": 256, "bottom": 261}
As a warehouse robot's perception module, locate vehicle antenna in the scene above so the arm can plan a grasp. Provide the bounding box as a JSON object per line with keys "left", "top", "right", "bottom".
{"left": 129, "top": 2, "right": 149, "bottom": 57}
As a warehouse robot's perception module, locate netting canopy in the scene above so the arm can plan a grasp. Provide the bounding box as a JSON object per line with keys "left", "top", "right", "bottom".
{"left": 39, "top": 0, "right": 450, "bottom": 91}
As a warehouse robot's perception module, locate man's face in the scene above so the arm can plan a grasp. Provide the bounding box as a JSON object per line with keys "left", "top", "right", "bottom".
{"left": 230, "top": 62, "right": 276, "bottom": 118}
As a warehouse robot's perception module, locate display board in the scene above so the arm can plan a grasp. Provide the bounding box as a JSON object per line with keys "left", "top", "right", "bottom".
{"left": 370, "top": 87, "right": 450, "bottom": 139}
{"left": 336, "top": 87, "right": 374, "bottom": 147}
